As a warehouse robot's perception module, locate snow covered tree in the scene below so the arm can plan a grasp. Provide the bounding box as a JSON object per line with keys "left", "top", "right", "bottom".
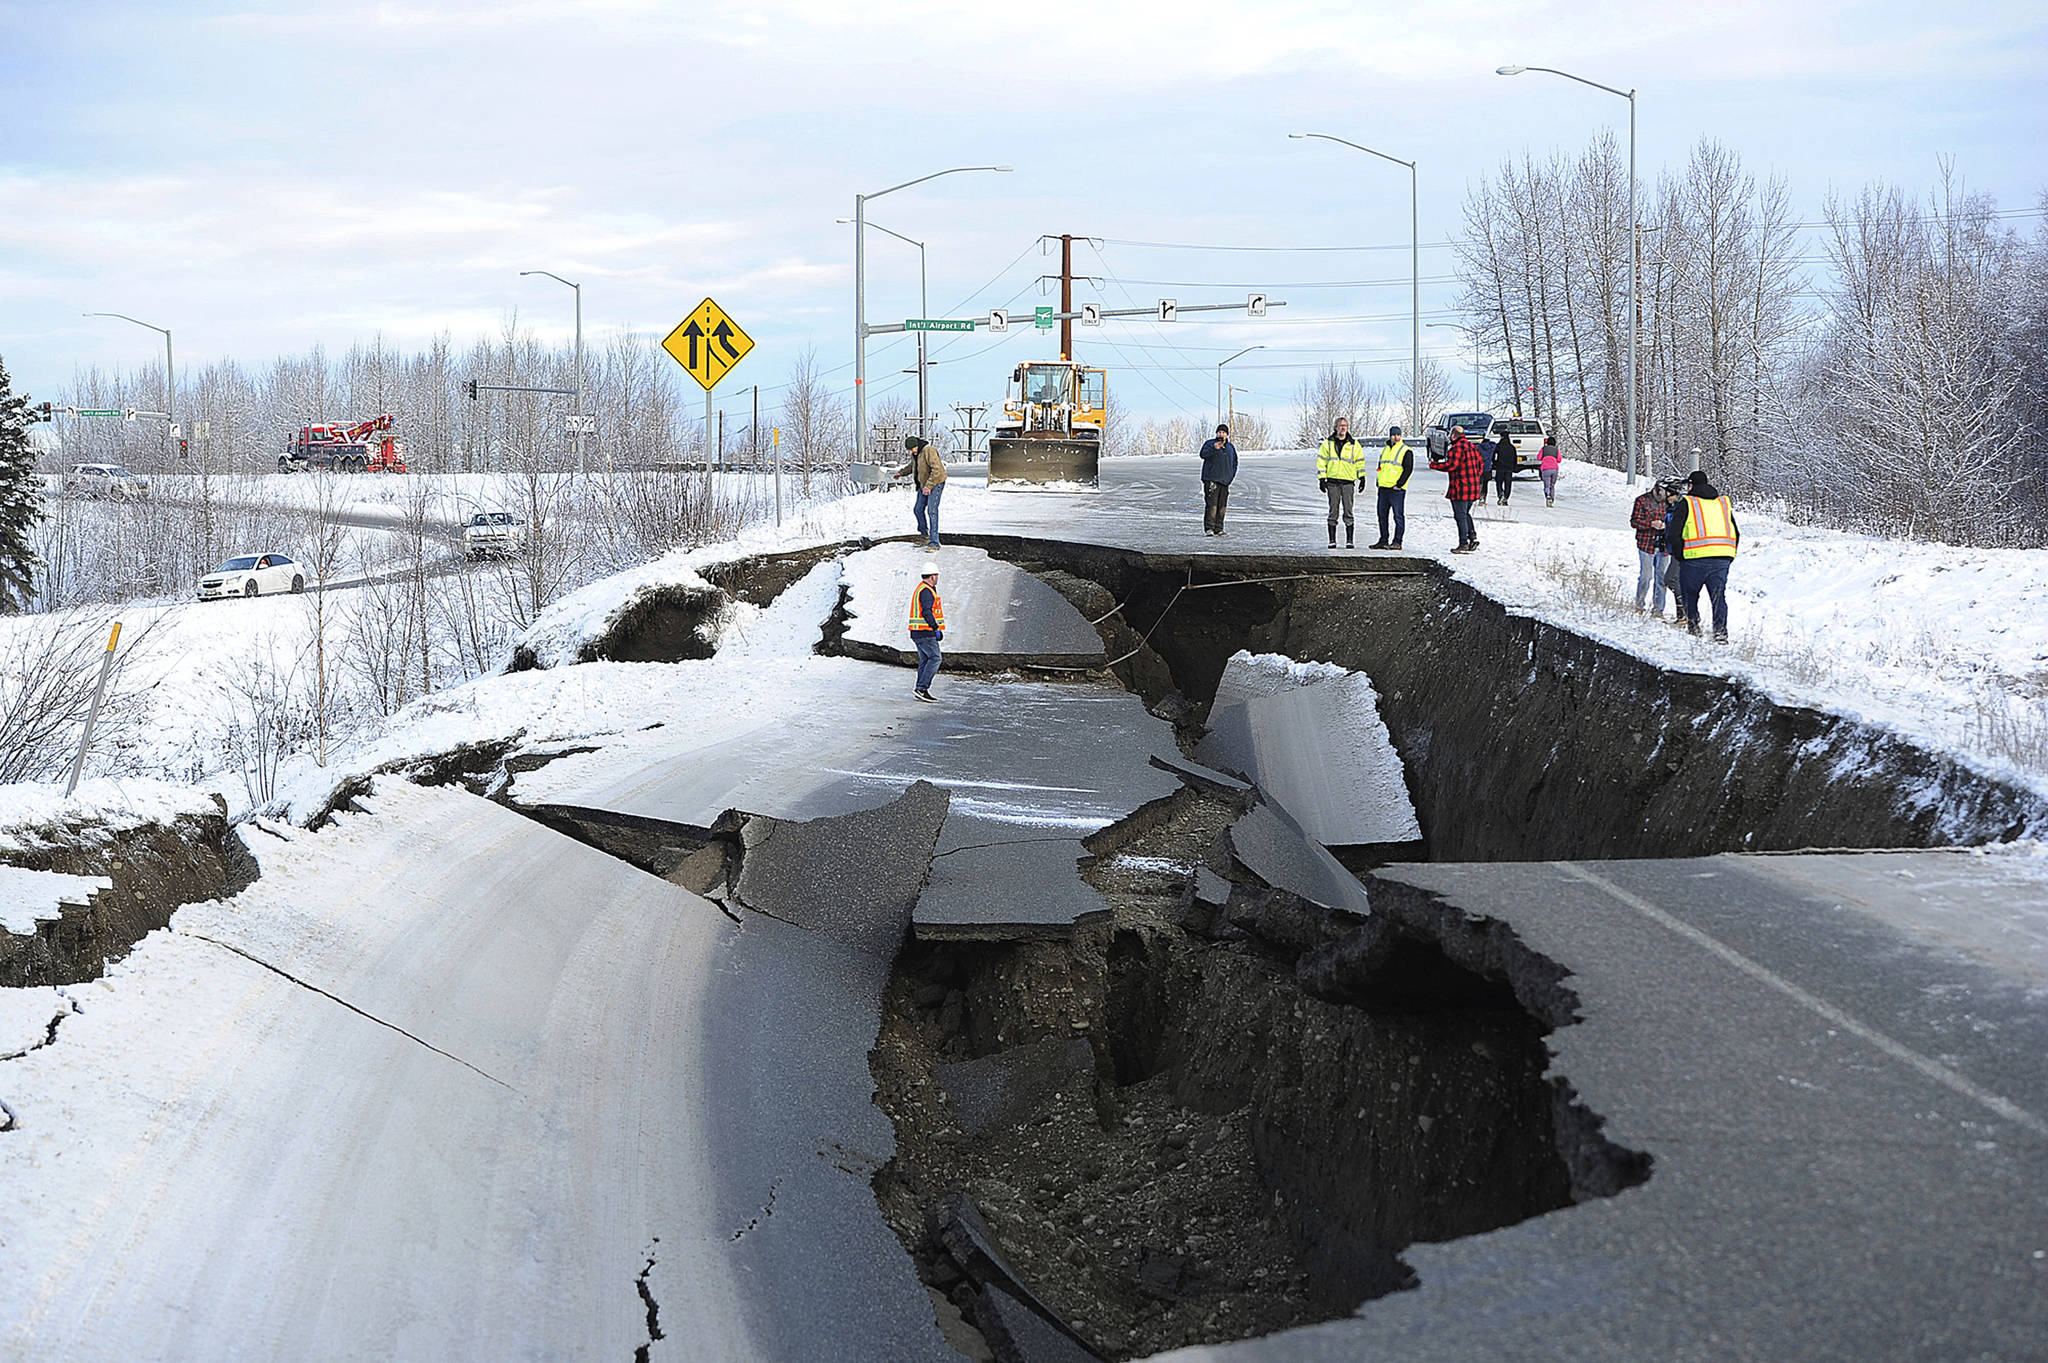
{"left": 0, "top": 355, "right": 46, "bottom": 612}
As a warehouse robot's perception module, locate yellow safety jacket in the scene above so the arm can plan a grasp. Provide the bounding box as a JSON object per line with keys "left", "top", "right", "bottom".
{"left": 1680, "top": 495, "right": 1738, "bottom": 559}
{"left": 1375, "top": 440, "right": 1408, "bottom": 489}
{"left": 908, "top": 581, "right": 946, "bottom": 632}
{"left": 1316, "top": 437, "right": 1366, "bottom": 482}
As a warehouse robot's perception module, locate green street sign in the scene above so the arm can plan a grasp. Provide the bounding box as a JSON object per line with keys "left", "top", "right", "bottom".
{"left": 1034, "top": 306, "right": 1055, "bottom": 329}
{"left": 905, "top": 318, "right": 975, "bottom": 333}
{"left": 77, "top": 409, "right": 123, "bottom": 418}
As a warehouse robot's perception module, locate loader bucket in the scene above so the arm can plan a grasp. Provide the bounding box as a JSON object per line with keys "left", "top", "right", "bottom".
{"left": 987, "top": 437, "right": 1100, "bottom": 490}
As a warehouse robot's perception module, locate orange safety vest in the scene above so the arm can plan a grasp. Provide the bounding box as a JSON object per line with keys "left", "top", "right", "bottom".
{"left": 1680, "top": 495, "right": 1738, "bottom": 559}
{"left": 908, "top": 581, "right": 945, "bottom": 632}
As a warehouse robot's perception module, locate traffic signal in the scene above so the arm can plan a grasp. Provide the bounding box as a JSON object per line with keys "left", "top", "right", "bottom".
{"left": 34, "top": 402, "right": 52, "bottom": 422}
{"left": 178, "top": 438, "right": 190, "bottom": 458}
{"left": 464, "top": 379, "right": 479, "bottom": 401}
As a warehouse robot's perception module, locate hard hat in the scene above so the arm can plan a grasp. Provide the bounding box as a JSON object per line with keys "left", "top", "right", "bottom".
{"left": 921, "top": 560, "right": 940, "bottom": 576}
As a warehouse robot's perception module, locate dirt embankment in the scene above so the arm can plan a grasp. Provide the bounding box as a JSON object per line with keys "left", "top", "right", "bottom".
{"left": 0, "top": 801, "right": 255, "bottom": 987}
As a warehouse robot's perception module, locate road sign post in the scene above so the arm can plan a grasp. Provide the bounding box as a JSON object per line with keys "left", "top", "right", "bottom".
{"left": 663, "top": 297, "right": 756, "bottom": 469}
{"left": 65, "top": 622, "right": 121, "bottom": 798}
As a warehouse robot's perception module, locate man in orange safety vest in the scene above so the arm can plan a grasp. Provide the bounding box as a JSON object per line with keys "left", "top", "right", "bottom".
{"left": 908, "top": 561, "right": 944, "bottom": 701}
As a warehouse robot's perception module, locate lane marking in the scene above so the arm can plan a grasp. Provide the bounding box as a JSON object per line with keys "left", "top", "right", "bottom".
{"left": 1550, "top": 861, "right": 2048, "bottom": 1140}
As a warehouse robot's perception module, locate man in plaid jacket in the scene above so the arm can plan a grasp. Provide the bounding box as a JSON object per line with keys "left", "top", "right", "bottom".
{"left": 1444, "top": 426, "right": 1485, "bottom": 553}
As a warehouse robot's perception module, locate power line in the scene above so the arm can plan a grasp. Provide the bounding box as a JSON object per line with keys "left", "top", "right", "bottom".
{"left": 1101, "top": 236, "right": 1463, "bottom": 253}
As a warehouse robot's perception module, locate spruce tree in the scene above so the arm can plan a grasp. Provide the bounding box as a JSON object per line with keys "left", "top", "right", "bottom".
{"left": 0, "top": 356, "right": 46, "bottom": 612}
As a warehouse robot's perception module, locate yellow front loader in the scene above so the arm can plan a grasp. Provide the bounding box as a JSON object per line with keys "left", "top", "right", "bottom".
{"left": 987, "top": 361, "right": 1106, "bottom": 489}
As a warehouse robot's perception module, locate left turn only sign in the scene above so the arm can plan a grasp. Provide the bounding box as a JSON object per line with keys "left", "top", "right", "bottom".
{"left": 663, "top": 297, "right": 755, "bottom": 390}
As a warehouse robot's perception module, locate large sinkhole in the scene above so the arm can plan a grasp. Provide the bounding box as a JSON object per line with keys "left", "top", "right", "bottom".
{"left": 869, "top": 780, "right": 1642, "bottom": 1362}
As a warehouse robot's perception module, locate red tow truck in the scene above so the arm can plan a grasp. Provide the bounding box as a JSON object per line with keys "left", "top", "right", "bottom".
{"left": 279, "top": 414, "right": 409, "bottom": 473}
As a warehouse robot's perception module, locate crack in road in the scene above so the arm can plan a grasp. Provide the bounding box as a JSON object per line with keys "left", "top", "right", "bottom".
{"left": 633, "top": 1237, "right": 664, "bottom": 1363}
{"left": 184, "top": 932, "right": 518, "bottom": 1092}
{"left": 730, "top": 1177, "right": 783, "bottom": 1241}
{"left": 1, "top": 996, "right": 80, "bottom": 1063}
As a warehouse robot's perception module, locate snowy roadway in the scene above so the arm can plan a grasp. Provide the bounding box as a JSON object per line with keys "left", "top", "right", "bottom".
{"left": 1, "top": 779, "right": 952, "bottom": 1362}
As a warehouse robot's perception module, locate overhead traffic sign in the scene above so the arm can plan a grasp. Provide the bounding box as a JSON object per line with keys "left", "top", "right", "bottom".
{"left": 76, "top": 409, "right": 122, "bottom": 418}
{"left": 1034, "top": 306, "right": 1055, "bottom": 330}
{"left": 1081, "top": 303, "right": 1102, "bottom": 326}
{"left": 663, "top": 296, "right": 755, "bottom": 391}
{"left": 1157, "top": 298, "right": 1178, "bottom": 322}
{"left": 988, "top": 309, "right": 1010, "bottom": 333}
{"left": 1248, "top": 292, "right": 1268, "bottom": 318}
{"left": 906, "top": 318, "right": 975, "bottom": 333}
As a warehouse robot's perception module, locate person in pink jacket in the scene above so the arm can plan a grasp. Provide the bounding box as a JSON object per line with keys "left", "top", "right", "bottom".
{"left": 1538, "top": 436, "right": 1562, "bottom": 506}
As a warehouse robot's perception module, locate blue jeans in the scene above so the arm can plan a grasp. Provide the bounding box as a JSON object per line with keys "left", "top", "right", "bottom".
{"left": 1636, "top": 548, "right": 1669, "bottom": 612}
{"left": 1450, "top": 499, "right": 1476, "bottom": 546}
{"left": 1376, "top": 486, "right": 1406, "bottom": 543}
{"left": 914, "top": 633, "right": 942, "bottom": 690}
{"left": 1679, "top": 558, "right": 1731, "bottom": 636}
{"left": 914, "top": 482, "right": 944, "bottom": 548}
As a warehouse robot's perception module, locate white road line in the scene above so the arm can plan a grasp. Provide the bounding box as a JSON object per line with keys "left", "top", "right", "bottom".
{"left": 1550, "top": 861, "right": 2048, "bottom": 1141}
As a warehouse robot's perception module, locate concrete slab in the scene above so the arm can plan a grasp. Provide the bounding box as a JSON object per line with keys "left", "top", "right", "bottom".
{"left": 1150, "top": 848, "right": 2048, "bottom": 1361}
{"left": 734, "top": 780, "right": 950, "bottom": 957}
{"left": 841, "top": 542, "right": 1106, "bottom": 669}
{"left": 516, "top": 659, "right": 1182, "bottom": 938}
{"left": 938, "top": 1037, "right": 1096, "bottom": 1137}
{"left": 1222, "top": 800, "right": 1373, "bottom": 918}
{"left": 1196, "top": 652, "right": 1420, "bottom": 849}
{"left": 0, "top": 780, "right": 956, "bottom": 1362}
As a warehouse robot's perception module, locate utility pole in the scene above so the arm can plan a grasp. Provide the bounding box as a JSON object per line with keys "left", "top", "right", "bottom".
{"left": 951, "top": 402, "right": 988, "bottom": 462}
{"left": 751, "top": 385, "right": 760, "bottom": 467}
{"left": 1060, "top": 233, "right": 1073, "bottom": 361}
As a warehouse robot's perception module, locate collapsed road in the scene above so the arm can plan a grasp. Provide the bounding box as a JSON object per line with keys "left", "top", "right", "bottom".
{"left": 1, "top": 455, "right": 2043, "bottom": 1362}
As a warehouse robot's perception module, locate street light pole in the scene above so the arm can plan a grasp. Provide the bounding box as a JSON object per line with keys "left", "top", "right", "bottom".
{"left": 1217, "top": 345, "right": 1265, "bottom": 427}
{"left": 84, "top": 313, "right": 173, "bottom": 459}
{"left": 842, "top": 218, "right": 930, "bottom": 442}
{"left": 1497, "top": 63, "right": 1638, "bottom": 485}
{"left": 1426, "top": 322, "right": 1478, "bottom": 408}
{"left": 854, "top": 165, "right": 1010, "bottom": 465}
{"left": 1289, "top": 133, "right": 1418, "bottom": 436}
{"left": 520, "top": 271, "right": 583, "bottom": 474}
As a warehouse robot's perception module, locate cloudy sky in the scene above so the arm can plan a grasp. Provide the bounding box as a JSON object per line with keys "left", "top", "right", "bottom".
{"left": 3, "top": 0, "right": 2043, "bottom": 430}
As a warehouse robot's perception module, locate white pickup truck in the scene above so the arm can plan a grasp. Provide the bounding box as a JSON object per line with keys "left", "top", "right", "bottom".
{"left": 1425, "top": 415, "right": 1549, "bottom": 474}
{"left": 463, "top": 511, "right": 527, "bottom": 561}
{"left": 63, "top": 463, "right": 151, "bottom": 499}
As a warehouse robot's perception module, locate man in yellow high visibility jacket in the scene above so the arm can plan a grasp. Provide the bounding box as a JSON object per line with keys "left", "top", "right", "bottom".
{"left": 1367, "top": 425, "right": 1413, "bottom": 550}
{"left": 1315, "top": 417, "right": 1368, "bottom": 550}
{"left": 1665, "top": 470, "right": 1740, "bottom": 642}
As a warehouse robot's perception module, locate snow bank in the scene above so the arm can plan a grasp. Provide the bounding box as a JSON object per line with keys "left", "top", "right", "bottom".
{"left": 715, "top": 558, "right": 842, "bottom": 659}
{"left": 0, "top": 867, "right": 111, "bottom": 936}
{"left": 0, "top": 778, "right": 222, "bottom": 858}
{"left": 0, "top": 985, "right": 70, "bottom": 1058}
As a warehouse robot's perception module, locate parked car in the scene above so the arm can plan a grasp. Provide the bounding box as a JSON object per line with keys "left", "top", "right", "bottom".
{"left": 63, "top": 463, "right": 151, "bottom": 499}
{"left": 198, "top": 553, "right": 305, "bottom": 600}
{"left": 462, "top": 511, "right": 527, "bottom": 561}
{"left": 1486, "top": 416, "right": 1550, "bottom": 474}
{"left": 1425, "top": 413, "right": 1494, "bottom": 469}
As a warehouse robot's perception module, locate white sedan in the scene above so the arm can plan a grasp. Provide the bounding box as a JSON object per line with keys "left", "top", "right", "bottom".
{"left": 198, "top": 553, "right": 306, "bottom": 600}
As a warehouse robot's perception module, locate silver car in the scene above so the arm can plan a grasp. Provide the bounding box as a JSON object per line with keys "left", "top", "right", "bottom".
{"left": 63, "top": 463, "right": 151, "bottom": 500}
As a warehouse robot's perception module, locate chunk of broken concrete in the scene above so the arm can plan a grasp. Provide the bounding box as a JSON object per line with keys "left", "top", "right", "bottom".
{"left": 936, "top": 1037, "right": 1095, "bottom": 1138}
{"left": 731, "top": 780, "right": 950, "bottom": 958}
{"left": 975, "top": 1279, "right": 1105, "bottom": 1363}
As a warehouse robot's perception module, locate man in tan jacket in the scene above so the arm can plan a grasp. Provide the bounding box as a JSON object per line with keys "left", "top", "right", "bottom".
{"left": 892, "top": 436, "right": 947, "bottom": 550}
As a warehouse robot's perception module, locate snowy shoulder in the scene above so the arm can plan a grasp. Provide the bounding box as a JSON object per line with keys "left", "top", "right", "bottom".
{"left": 0, "top": 777, "right": 224, "bottom": 858}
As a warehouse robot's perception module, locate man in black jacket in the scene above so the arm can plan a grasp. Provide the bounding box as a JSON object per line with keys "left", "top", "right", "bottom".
{"left": 1199, "top": 423, "right": 1238, "bottom": 536}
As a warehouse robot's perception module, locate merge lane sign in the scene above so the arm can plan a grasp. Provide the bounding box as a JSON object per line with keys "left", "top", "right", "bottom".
{"left": 663, "top": 297, "right": 755, "bottom": 390}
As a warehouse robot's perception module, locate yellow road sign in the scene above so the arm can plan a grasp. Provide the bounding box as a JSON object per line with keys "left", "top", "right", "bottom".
{"left": 663, "top": 297, "right": 755, "bottom": 390}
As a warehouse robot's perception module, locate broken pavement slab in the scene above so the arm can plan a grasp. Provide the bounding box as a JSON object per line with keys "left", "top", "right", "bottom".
{"left": 1151, "top": 850, "right": 2048, "bottom": 1362}
{"left": 937, "top": 1036, "right": 1096, "bottom": 1138}
{"left": 733, "top": 780, "right": 951, "bottom": 956}
{"left": 1196, "top": 652, "right": 1421, "bottom": 851}
{"left": 0, "top": 781, "right": 957, "bottom": 1362}
{"left": 839, "top": 542, "right": 1107, "bottom": 670}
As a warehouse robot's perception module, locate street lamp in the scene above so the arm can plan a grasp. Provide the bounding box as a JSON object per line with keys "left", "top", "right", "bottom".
{"left": 855, "top": 165, "right": 1010, "bottom": 464}
{"left": 519, "top": 270, "right": 583, "bottom": 474}
{"left": 84, "top": 312, "right": 173, "bottom": 459}
{"left": 1290, "top": 133, "right": 1418, "bottom": 436}
{"left": 1427, "top": 322, "right": 1479, "bottom": 408}
{"left": 840, "top": 216, "right": 930, "bottom": 445}
{"left": 1497, "top": 63, "right": 1638, "bottom": 484}
{"left": 1217, "top": 345, "right": 1265, "bottom": 427}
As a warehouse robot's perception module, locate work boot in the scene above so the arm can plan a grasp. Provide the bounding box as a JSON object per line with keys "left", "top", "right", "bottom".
{"left": 1546, "top": 496, "right": 1555, "bottom": 507}
{"left": 1345, "top": 534, "right": 1354, "bottom": 549}
{"left": 1713, "top": 630, "right": 1729, "bottom": 644}
{"left": 1387, "top": 539, "right": 1402, "bottom": 551}
{"left": 1367, "top": 539, "right": 1389, "bottom": 550}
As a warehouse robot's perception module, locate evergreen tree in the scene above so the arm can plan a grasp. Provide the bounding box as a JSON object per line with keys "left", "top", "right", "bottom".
{"left": 0, "top": 355, "right": 46, "bottom": 612}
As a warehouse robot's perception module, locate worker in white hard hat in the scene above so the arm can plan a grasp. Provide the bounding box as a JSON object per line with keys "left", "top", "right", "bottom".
{"left": 908, "top": 561, "right": 945, "bottom": 702}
